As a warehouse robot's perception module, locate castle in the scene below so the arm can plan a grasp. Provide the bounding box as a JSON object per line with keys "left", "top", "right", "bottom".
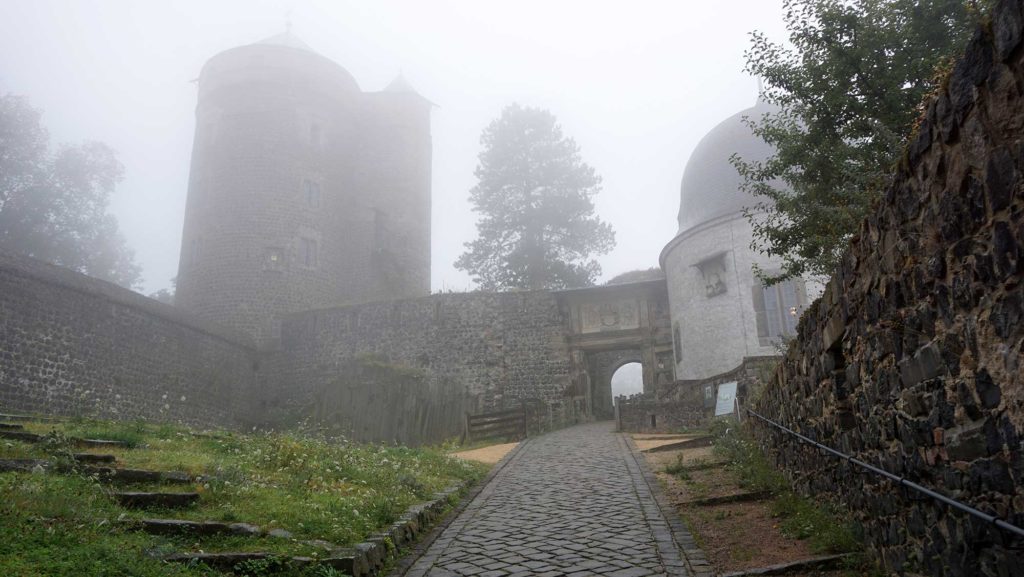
{"left": 176, "top": 32, "right": 431, "bottom": 345}
{"left": 0, "top": 32, "right": 803, "bottom": 439}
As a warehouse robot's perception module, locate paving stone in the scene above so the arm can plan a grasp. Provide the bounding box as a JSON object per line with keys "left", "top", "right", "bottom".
{"left": 401, "top": 422, "right": 708, "bottom": 576}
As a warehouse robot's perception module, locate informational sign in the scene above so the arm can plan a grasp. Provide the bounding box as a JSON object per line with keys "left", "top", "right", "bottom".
{"left": 714, "top": 381, "right": 738, "bottom": 417}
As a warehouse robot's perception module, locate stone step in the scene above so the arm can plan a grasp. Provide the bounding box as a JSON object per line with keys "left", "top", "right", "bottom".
{"left": 164, "top": 552, "right": 273, "bottom": 571}
{"left": 112, "top": 491, "right": 199, "bottom": 509}
{"left": 0, "top": 423, "right": 25, "bottom": 430}
{"left": 73, "top": 453, "right": 116, "bottom": 464}
{"left": 0, "top": 430, "right": 132, "bottom": 449}
{"left": 0, "top": 413, "right": 63, "bottom": 423}
{"left": 718, "top": 553, "right": 852, "bottom": 576}
{"left": 682, "top": 490, "right": 773, "bottom": 507}
{"left": 642, "top": 435, "right": 714, "bottom": 453}
{"left": 0, "top": 458, "right": 50, "bottom": 473}
{"left": 0, "top": 430, "right": 42, "bottom": 443}
{"left": 138, "top": 518, "right": 261, "bottom": 536}
{"left": 86, "top": 466, "right": 192, "bottom": 485}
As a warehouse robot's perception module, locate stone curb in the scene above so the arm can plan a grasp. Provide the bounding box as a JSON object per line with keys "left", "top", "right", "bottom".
{"left": 387, "top": 438, "right": 532, "bottom": 577}
{"left": 642, "top": 436, "right": 714, "bottom": 453}
{"left": 623, "top": 433, "right": 715, "bottom": 577}
{"left": 718, "top": 553, "right": 852, "bottom": 576}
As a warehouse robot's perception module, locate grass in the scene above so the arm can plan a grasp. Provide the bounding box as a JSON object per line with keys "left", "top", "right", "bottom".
{"left": 1, "top": 417, "right": 488, "bottom": 576}
{"left": 709, "top": 421, "right": 861, "bottom": 555}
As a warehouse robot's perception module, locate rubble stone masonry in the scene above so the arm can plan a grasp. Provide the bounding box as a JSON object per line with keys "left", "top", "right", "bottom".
{"left": 750, "top": 2, "right": 1024, "bottom": 574}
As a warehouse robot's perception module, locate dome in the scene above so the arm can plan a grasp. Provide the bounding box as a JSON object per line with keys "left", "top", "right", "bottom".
{"left": 677, "top": 99, "right": 777, "bottom": 234}
{"left": 199, "top": 32, "right": 360, "bottom": 97}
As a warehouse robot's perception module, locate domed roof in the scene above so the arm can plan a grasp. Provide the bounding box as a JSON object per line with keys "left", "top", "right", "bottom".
{"left": 677, "top": 99, "right": 777, "bottom": 234}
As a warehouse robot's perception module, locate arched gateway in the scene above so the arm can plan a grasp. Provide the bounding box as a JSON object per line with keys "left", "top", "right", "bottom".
{"left": 554, "top": 279, "right": 674, "bottom": 420}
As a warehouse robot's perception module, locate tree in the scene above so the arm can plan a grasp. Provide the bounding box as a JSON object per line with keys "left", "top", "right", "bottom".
{"left": 734, "top": 0, "right": 983, "bottom": 284}
{"left": 0, "top": 94, "right": 141, "bottom": 288}
{"left": 456, "top": 104, "right": 615, "bottom": 290}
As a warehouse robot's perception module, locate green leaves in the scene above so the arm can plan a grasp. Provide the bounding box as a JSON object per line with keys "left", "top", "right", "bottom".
{"left": 456, "top": 104, "right": 615, "bottom": 290}
{"left": 0, "top": 94, "right": 141, "bottom": 288}
{"left": 736, "top": 0, "right": 980, "bottom": 283}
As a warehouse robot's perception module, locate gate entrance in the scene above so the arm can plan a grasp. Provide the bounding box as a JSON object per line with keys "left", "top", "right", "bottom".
{"left": 555, "top": 279, "right": 674, "bottom": 420}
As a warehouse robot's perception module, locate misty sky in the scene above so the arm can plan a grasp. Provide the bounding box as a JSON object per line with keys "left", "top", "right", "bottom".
{"left": 0, "top": 0, "right": 789, "bottom": 294}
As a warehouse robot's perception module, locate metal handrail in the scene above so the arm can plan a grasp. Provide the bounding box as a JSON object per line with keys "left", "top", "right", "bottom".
{"left": 746, "top": 408, "right": 1024, "bottom": 540}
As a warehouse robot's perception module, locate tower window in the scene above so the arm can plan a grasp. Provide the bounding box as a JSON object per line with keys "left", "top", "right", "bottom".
{"left": 673, "top": 323, "right": 682, "bottom": 363}
{"left": 190, "top": 237, "right": 202, "bottom": 266}
{"left": 310, "top": 123, "right": 322, "bottom": 147}
{"left": 695, "top": 252, "right": 728, "bottom": 298}
{"left": 263, "top": 247, "right": 284, "bottom": 271}
{"left": 753, "top": 279, "right": 806, "bottom": 346}
{"left": 299, "top": 237, "right": 318, "bottom": 268}
{"left": 303, "top": 180, "right": 321, "bottom": 208}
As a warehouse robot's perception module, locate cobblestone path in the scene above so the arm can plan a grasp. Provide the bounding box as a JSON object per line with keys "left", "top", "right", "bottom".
{"left": 402, "top": 422, "right": 710, "bottom": 577}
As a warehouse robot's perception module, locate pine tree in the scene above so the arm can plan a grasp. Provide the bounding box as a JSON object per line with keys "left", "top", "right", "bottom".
{"left": 456, "top": 104, "right": 615, "bottom": 290}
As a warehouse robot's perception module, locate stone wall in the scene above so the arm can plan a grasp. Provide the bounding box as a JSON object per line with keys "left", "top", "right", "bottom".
{"left": 618, "top": 356, "right": 777, "bottom": 433}
{"left": 259, "top": 290, "right": 576, "bottom": 444}
{"left": 0, "top": 251, "right": 258, "bottom": 427}
{"left": 750, "top": 4, "right": 1024, "bottom": 574}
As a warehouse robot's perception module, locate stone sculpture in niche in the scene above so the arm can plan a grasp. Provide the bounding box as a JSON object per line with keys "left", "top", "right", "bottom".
{"left": 696, "top": 253, "right": 728, "bottom": 298}
{"left": 580, "top": 300, "right": 639, "bottom": 333}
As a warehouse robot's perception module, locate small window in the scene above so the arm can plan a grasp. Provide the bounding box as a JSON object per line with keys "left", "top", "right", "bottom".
{"left": 190, "top": 237, "right": 202, "bottom": 266}
{"left": 753, "top": 279, "right": 806, "bottom": 346}
{"left": 263, "top": 247, "right": 284, "bottom": 271}
{"left": 299, "top": 237, "right": 318, "bottom": 268}
{"left": 303, "top": 180, "right": 321, "bottom": 208}
{"left": 673, "top": 323, "right": 682, "bottom": 363}
{"left": 696, "top": 253, "right": 728, "bottom": 298}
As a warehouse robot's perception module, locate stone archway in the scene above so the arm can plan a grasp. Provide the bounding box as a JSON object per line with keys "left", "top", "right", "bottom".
{"left": 555, "top": 279, "right": 675, "bottom": 420}
{"left": 586, "top": 350, "right": 642, "bottom": 419}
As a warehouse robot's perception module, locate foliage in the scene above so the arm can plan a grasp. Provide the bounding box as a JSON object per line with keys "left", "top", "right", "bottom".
{"left": 0, "top": 93, "right": 141, "bottom": 288}
{"left": 735, "top": 0, "right": 983, "bottom": 284}
{"left": 710, "top": 423, "right": 860, "bottom": 554}
{"left": 3, "top": 417, "right": 487, "bottom": 575}
{"left": 456, "top": 104, "right": 615, "bottom": 290}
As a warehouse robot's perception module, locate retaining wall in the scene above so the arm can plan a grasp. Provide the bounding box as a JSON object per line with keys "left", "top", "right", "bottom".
{"left": 0, "top": 251, "right": 258, "bottom": 427}
{"left": 750, "top": 3, "right": 1024, "bottom": 574}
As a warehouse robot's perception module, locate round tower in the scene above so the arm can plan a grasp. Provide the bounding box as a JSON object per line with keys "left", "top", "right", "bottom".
{"left": 660, "top": 98, "right": 813, "bottom": 380}
{"left": 176, "top": 33, "right": 432, "bottom": 345}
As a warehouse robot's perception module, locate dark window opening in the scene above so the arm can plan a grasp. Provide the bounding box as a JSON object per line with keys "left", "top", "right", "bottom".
{"left": 303, "top": 180, "right": 321, "bottom": 208}
{"left": 753, "top": 279, "right": 806, "bottom": 346}
{"left": 673, "top": 323, "right": 682, "bottom": 362}
{"left": 299, "top": 237, "right": 318, "bottom": 268}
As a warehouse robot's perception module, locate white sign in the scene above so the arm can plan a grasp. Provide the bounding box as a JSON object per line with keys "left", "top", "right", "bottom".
{"left": 714, "top": 381, "right": 738, "bottom": 417}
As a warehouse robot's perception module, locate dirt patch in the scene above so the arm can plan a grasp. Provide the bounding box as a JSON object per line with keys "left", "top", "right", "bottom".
{"left": 644, "top": 444, "right": 831, "bottom": 574}
{"left": 634, "top": 436, "right": 702, "bottom": 451}
{"left": 643, "top": 446, "right": 720, "bottom": 470}
{"left": 451, "top": 442, "right": 518, "bottom": 465}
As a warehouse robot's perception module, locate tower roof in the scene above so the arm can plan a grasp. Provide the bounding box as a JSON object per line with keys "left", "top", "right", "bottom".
{"left": 383, "top": 73, "right": 418, "bottom": 93}
{"left": 254, "top": 30, "right": 315, "bottom": 53}
{"left": 676, "top": 98, "right": 778, "bottom": 234}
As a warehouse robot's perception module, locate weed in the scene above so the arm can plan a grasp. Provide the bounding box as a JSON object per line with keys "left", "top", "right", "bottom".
{"left": 708, "top": 424, "right": 861, "bottom": 555}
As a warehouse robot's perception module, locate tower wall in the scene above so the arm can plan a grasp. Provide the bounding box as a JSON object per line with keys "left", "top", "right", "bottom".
{"left": 176, "top": 42, "right": 431, "bottom": 345}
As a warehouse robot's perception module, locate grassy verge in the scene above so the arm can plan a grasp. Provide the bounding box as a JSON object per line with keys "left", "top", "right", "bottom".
{"left": 1, "top": 418, "right": 487, "bottom": 576}
{"left": 707, "top": 420, "right": 860, "bottom": 555}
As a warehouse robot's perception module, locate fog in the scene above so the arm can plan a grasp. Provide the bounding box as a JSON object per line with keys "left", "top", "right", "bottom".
{"left": 0, "top": 0, "right": 788, "bottom": 294}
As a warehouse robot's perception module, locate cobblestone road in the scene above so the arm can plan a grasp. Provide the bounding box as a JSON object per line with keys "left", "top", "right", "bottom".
{"left": 402, "top": 422, "right": 710, "bottom": 577}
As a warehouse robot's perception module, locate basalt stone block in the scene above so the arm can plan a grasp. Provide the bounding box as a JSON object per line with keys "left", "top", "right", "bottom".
{"left": 986, "top": 146, "right": 1016, "bottom": 212}
{"left": 969, "top": 458, "right": 1016, "bottom": 494}
{"left": 974, "top": 369, "right": 1001, "bottom": 409}
{"left": 899, "top": 343, "right": 947, "bottom": 388}
{"left": 951, "top": 29, "right": 994, "bottom": 119}
{"left": 993, "top": 0, "right": 1024, "bottom": 62}
{"left": 993, "top": 221, "right": 1018, "bottom": 278}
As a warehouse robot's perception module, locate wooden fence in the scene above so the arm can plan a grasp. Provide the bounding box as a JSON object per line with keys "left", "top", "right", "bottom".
{"left": 464, "top": 405, "right": 527, "bottom": 443}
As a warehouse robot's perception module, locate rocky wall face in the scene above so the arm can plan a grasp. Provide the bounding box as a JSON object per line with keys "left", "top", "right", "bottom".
{"left": 0, "top": 251, "right": 257, "bottom": 428}
{"left": 751, "top": 3, "right": 1024, "bottom": 574}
